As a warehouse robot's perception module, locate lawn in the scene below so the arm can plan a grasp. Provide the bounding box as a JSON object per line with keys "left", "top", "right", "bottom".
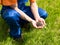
{"left": 0, "top": 0, "right": 60, "bottom": 45}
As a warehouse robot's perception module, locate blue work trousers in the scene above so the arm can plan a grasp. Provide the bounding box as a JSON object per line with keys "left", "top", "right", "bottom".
{"left": 1, "top": 5, "right": 48, "bottom": 38}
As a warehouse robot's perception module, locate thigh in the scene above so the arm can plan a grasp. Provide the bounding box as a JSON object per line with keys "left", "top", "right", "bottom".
{"left": 1, "top": 9, "right": 21, "bottom": 27}
{"left": 23, "top": 6, "right": 34, "bottom": 19}
{"left": 38, "top": 8, "right": 48, "bottom": 19}
{"left": 23, "top": 6, "right": 48, "bottom": 19}
{"left": 1, "top": 9, "right": 20, "bottom": 20}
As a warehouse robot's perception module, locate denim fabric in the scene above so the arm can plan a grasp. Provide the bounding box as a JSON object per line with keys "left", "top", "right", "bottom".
{"left": 1, "top": 0, "right": 48, "bottom": 38}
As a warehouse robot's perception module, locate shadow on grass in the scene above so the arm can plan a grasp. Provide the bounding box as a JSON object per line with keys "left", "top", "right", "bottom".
{"left": 0, "top": 17, "right": 9, "bottom": 41}
{"left": 0, "top": 16, "right": 33, "bottom": 45}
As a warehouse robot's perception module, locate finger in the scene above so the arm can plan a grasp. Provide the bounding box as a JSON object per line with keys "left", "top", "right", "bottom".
{"left": 41, "top": 21, "right": 46, "bottom": 27}
{"left": 33, "top": 24, "right": 38, "bottom": 28}
{"left": 37, "top": 27, "right": 43, "bottom": 29}
{"left": 36, "top": 20, "right": 38, "bottom": 22}
{"left": 41, "top": 19, "right": 45, "bottom": 24}
{"left": 37, "top": 26, "right": 43, "bottom": 29}
{"left": 39, "top": 18, "right": 45, "bottom": 24}
{"left": 43, "top": 20, "right": 46, "bottom": 25}
{"left": 42, "top": 23, "right": 46, "bottom": 28}
{"left": 42, "top": 24, "right": 45, "bottom": 28}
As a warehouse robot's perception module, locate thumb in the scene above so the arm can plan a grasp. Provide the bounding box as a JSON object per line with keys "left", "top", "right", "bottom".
{"left": 36, "top": 20, "right": 38, "bottom": 22}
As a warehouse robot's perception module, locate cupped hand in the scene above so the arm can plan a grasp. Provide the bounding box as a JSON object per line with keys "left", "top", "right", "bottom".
{"left": 31, "top": 20, "right": 38, "bottom": 28}
{"left": 36, "top": 17, "right": 46, "bottom": 28}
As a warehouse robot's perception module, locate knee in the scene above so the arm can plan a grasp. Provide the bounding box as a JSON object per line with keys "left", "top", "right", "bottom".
{"left": 38, "top": 8, "right": 48, "bottom": 19}
{"left": 3, "top": 9, "right": 20, "bottom": 20}
{"left": 2, "top": 9, "right": 20, "bottom": 26}
{"left": 41, "top": 11, "right": 48, "bottom": 19}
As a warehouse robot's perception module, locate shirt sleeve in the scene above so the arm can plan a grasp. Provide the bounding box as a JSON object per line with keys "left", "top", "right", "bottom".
{"left": 0, "top": 0, "right": 17, "bottom": 6}
{"left": 30, "top": 0, "right": 36, "bottom": 3}
{"left": 0, "top": 0, "right": 1, "bottom": 5}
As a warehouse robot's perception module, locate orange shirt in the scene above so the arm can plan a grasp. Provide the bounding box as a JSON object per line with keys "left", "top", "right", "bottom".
{"left": 0, "top": 0, "right": 17, "bottom": 6}
{"left": 30, "top": 0, "right": 36, "bottom": 3}
{"left": 0, "top": 0, "right": 36, "bottom": 6}
{"left": 0, "top": 0, "right": 1, "bottom": 4}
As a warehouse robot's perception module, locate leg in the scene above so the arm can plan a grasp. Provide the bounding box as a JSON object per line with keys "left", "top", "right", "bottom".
{"left": 23, "top": 6, "right": 48, "bottom": 20}
{"left": 2, "top": 9, "right": 22, "bottom": 38}
{"left": 38, "top": 8, "right": 48, "bottom": 19}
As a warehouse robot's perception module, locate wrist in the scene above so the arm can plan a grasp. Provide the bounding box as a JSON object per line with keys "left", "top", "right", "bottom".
{"left": 34, "top": 14, "right": 41, "bottom": 19}
{"left": 30, "top": 19, "right": 35, "bottom": 23}
{"left": 35, "top": 16, "right": 41, "bottom": 20}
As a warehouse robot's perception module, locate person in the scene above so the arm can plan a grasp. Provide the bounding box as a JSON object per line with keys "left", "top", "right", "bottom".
{"left": 1, "top": 0, "right": 48, "bottom": 39}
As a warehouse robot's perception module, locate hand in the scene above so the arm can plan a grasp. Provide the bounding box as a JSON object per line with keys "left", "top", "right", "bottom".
{"left": 31, "top": 17, "right": 46, "bottom": 29}
{"left": 31, "top": 20, "right": 38, "bottom": 28}
{"left": 36, "top": 17, "right": 46, "bottom": 28}
{"left": 31, "top": 19, "right": 45, "bottom": 28}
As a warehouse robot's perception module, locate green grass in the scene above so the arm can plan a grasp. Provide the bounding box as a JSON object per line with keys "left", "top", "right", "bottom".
{"left": 0, "top": 0, "right": 60, "bottom": 45}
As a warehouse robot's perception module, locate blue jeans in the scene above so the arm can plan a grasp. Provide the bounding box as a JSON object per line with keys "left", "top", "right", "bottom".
{"left": 1, "top": 6, "right": 48, "bottom": 38}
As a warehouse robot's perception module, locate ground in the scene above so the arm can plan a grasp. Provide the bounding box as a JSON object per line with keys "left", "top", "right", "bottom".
{"left": 0, "top": 0, "right": 60, "bottom": 45}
